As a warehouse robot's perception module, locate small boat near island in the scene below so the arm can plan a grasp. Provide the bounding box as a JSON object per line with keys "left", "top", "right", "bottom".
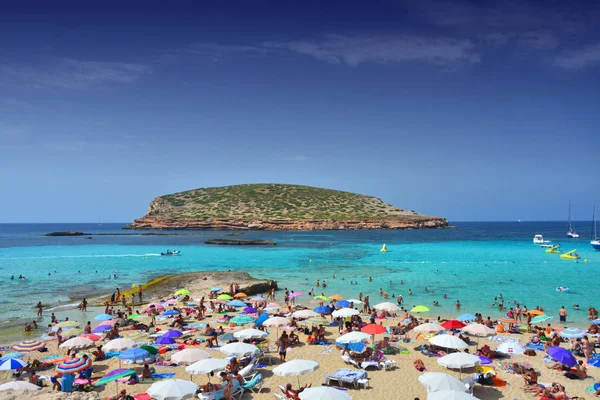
{"left": 567, "top": 201, "right": 579, "bottom": 238}
{"left": 533, "top": 234, "right": 550, "bottom": 245}
{"left": 160, "top": 250, "right": 180, "bottom": 256}
{"left": 592, "top": 204, "right": 600, "bottom": 251}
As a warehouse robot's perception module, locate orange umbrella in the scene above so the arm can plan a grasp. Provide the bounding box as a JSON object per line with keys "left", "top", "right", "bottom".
{"left": 309, "top": 300, "right": 325, "bottom": 305}
{"left": 525, "top": 310, "right": 545, "bottom": 316}
{"left": 499, "top": 318, "right": 517, "bottom": 324}
{"left": 233, "top": 293, "right": 247, "bottom": 298}
{"left": 329, "top": 295, "right": 344, "bottom": 300}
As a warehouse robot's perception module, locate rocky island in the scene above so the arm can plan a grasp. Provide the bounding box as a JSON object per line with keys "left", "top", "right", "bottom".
{"left": 124, "top": 183, "right": 449, "bottom": 231}
{"left": 205, "top": 238, "right": 277, "bottom": 245}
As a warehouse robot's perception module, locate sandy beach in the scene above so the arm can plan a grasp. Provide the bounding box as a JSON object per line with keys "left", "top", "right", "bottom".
{"left": 1, "top": 272, "right": 598, "bottom": 400}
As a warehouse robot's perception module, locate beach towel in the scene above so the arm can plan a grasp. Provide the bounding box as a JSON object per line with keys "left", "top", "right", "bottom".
{"left": 586, "top": 382, "right": 600, "bottom": 392}
{"left": 489, "top": 336, "right": 519, "bottom": 343}
{"left": 526, "top": 343, "right": 545, "bottom": 351}
{"left": 152, "top": 373, "right": 176, "bottom": 379}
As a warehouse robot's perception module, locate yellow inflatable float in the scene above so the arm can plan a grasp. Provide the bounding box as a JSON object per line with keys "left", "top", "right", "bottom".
{"left": 380, "top": 244, "right": 387, "bottom": 252}
{"left": 546, "top": 245, "right": 561, "bottom": 253}
{"left": 560, "top": 250, "right": 580, "bottom": 260}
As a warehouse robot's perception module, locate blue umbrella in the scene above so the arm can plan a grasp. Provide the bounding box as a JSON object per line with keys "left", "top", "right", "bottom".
{"left": 314, "top": 306, "right": 331, "bottom": 314}
{"left": 162, "top": 330, "right": 183, "bottom": 338}
{"left": 337, "top": 300, "right": 351, "bottom": 308}
{"left": 254, "top": 312, "right": 269, "bottom": 327}
{"left": 94, "top": 314, "right": 114, "bottom": 321}
{"left": 0, "top": 352, "right": 25, "bottom": 362}
{"left": 558, "top": 328, "right": 586, "bottom": 339}
{"left": 228, "top": 300, "right": 246, "bottom": 307}
{"left": 243, "top": 307, "right": 258, "bottom": 314}
{"left": 478, "top": 355, "right": 493, "bottom": 365}
{"left": 531, "top": 315, "right": 553, "bottom": 324}
{"left": 547, "top": 346, "right": 577, "bottom": 367}
{"left": 92, "top": 325, "right": 112, "bottom": 333}
{"left": 155, "top": 336, "right": 175, "bottom": 345}
{"left": 220, "top": 333, "right": 236, "bottom": 342}
{"left": 163, "top": 310, "right": 180, "bottom": 316}
{"left": 117, "top": 347, "right": 150, "bottom": 361}
{"left": 457, "top": 314, "right": 476, "bottom": 322}
{"left": 0, "top": 358, "right": 28, "bottom": 371}
{"left": 211, "top": 287, "right": 222, "bottom": 292}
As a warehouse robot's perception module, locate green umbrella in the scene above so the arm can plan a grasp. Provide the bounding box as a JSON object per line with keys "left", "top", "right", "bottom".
{"left": 231, "top": 315, "right": 254, "bottom": 325}
{"left": 217, "top": 294, "right": 233, "bottom": 300}
{"left": 128, "top": 313, "right": 141, "bottom": 320}
{"left": 314, "top": 295, "right": 329, "bottom": 300}
{"left": 174, "top": 289, "right": 190, "bottom": 295}
{"left": 410, "top": 305, "right": 430, "bottom": 313}
{"left": 140, "top": 345, "right": 159, "bottom": 355}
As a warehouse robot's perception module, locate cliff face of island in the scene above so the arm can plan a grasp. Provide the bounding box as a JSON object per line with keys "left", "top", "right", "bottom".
{"left": 124, "top": 183, "right": 449, "bottom": 231}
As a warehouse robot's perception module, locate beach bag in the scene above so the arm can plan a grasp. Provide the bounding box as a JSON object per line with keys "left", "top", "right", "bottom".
{"left": 524, "top": 349, "right": 536, "bottom": 356}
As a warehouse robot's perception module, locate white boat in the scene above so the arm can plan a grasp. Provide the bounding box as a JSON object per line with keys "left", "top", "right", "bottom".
{"left": 540, "top": 243, "right": 554, "bottom": 248}
{"left": 592, "top": 204, "right": 600, "bottom": 251}
{"left": 567, "top": 201, "right": 579, "bottom": 238}
{"left": 533, "top": 234, "right": 545, "bottom": 244}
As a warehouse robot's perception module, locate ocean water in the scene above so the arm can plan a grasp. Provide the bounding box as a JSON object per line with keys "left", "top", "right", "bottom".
{"left": 0, "top": 222, "right": 598, "bottom": 328}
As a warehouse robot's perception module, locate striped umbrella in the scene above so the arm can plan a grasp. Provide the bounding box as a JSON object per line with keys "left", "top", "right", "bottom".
{"left": 0, "top": 358, "right": 28, "bottom": 371}
{"left": 13, "top": 340, "right": 46, "bottom": 352}
{"left": 305, "top": 317, "right": 329, "bottom": 325}
{"left": 0, "top": 352, "right": 24, "bottom": 361}
{"left": 61, "top": 328, "right": 84, "bottom": 337}
{"left": 56, "top": 320, "right": 80, "bottom": 328}
{"left": 41, "top": 354, "right": 66, "bottom": 364}
{"left": 56, "top": 357, "right": 90, "bottom": 374}
{"left": 559, "top": 328, "right": 587, "bottom": 338}
{"left": 121, "top": 331, "right": 148, "bottom": 342}
{"left": 94, "top": 368, "right": 136, "bottom": 386}
{"left": 531, "top": 315, "right": 553, "bottom": 324}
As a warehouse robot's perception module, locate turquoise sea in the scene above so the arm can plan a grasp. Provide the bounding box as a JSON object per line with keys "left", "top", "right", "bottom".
{"left": 0, "top": 222, "right": 598, "bottom": 330}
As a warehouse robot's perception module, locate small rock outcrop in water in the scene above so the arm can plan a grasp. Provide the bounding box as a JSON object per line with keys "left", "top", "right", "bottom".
{"left": 44, "top": 231, "right": 90, "bottom": 236}
{"left": 205, "top": 238, "right": 277, "bottom": 245}
{"left": 124, "top": 183, "right": 449, "bottom": 231}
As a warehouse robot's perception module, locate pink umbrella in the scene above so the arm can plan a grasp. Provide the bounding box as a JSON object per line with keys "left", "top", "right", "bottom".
{"left": 146, "top": 303, "right": 165, "bottom": 313}
{"left": 98, "top": 320, "right": 117, "bottom": 326}
{"left": 267, "top": 302, "right": 280, "bottom": 308}
{"left": 289, "top": 292, "right": 304, "bottom": 298}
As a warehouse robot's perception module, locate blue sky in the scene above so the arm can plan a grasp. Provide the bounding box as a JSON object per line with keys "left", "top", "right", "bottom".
{"left": 1, "top": 0, "right": 599, "bottom": 222}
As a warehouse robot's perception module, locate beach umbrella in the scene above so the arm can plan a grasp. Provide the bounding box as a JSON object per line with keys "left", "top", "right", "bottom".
{"left": 547, "top": 346, "right": 577, "bottom": 367}
{"left": 418, "top": 372, "right": 468, "bottom": 393}
{"left": 80, "top": 334, "right": 101, "bottom": 341}
{"left": 559, "top": 328, "right": 587, "bottom": 338}
{"left": 233, "top": 292, "right": 247, "bottom": 298}
{"left": 219, "top": 342, "right": 259, "bottom": 356}
{"left": 0, "top": 381, "right": 41, "bottom": 391}
{"left": 127, "top": 313, "right": 142, "bottom": 320}
{"left": 147, "top": 303, "right": 165, "bottom": 312}
{"left": 234, "top": 328, "right": 269, "bottom": 340}
{"left": 0, "top": 353, "right": 24, "bottom": 362}
{"left": 299, "top": 386, "right": 352, "bottom": 400}
{"left": 162, "top": 330, "right": 184, "bottom": 338}
{"left": 56, "top": 357, "right": 90, "bottom": 374}
{"left": 12, "top": 340, "right": 46, "bottom": 352}
{"left": 211, "top": 287, "right": 222, "bottom": 292}
{"left": 336, "top": 300, "right": 351, "bottom": 308}
{"left": 411, "top": 305, "right": 431, "bottom": 313}
{"left": 120, "top": 331, "right": 148, "bottom": 342}
{"left": 429, "top": 335, "right": 469, "bottom": 350}
{"left": 99, "top": 319, "right": 117, "bottom": 326}
{"left": 274, "top": 359, "right": 319, "bottom": 388}
{"left": 248, "top": 296, "right": 266, "bottom": 303}
{"left": 414, "top": 323, "right": 445, "bottom": 333}
{"left": 314, "top": 295, "right": 329, "bottom": 301}
{"left": 163, "top": 309, "right": 180, "bottom": 316}
{"left": 478, "top": 355, "right": 492, "bottom": 365}
{"left": 243, "top": 306, "right": 258, "bottom": 314}
{"left": 217, "top": 294, "right": 233, "bottom": 300}
{"left": 231, "top": 315, "right": 255, "bottom": 325}
{"left": 156, "top": 336, "right": 176, "bottom": 345}
{"left": 140, "top": 345, "right": 159, "bottom": 355}
{"left": 531, "top": 315, "right": 553, "bottom": 324}
{"left": 254, "top": 312, "right": 269, "bottom": 326}
{"left": 461, "top": 324, "right": 495, "bottom": 337}
{"left": 332, "top": 308, "right": 360, "bottom": 318}
{"left": 61, "top": 328, "right": 84, "bottom": 337}
{"left": 361, "top": 324, "right": 386, "bottom": 335}
{"left": 134, "top": 315, "right": 152, "bottom": 323}
{"left": 441, "top": 320, "right": 466, "bottom": 330}
{"left": 92, "top": 325, "right": 112, "bottom": 334}
{"left": 305, "top": 317, "right": 329, "bottom": 325}
{"left": 117, "top": 347, "right": 150, "bottom": 361}
{"left": 94, "top": 314, "right": 114, "bottom": 321}
{"left": 147, "top": 378, "right": 198, "bottom": 400}
{"left": 163, "top": 299, "right": 178, "bottom": 306}
{"left": 95, "top": 368, "right": 136, "bottom": 386}
{"left": 263, "top": 317, "right": 291, "bottom": 327}
{"left": 174, "top": 289, "right": 190, "bottom": 296}
{"left": 0, "top": 358, "right": 28, "bottom": 371}
{"left": 374, "top": 302, "right": 400, "bottom": 312}
{"left": 329, "top": 294, "right": 344, "bottom": 300}
{"left": 290, "top": 292, "right": 304, "bottom": 298}
{"left": 525, "top": 310, "right": 545, "bottom": 316}
{"left": 314, "top": 306, "right": 331, "bottom": 314}
{"left": 56, "top": 320, "right": 80, "bottom": 328}
{"left": 171, "top": 348, "right": 210, "bottom": 365}
{"left": 437, "top": 353, "right": 481, "bottom": 378}
{"left": 427, "top": 390, "right": 479, "bottom": 400}
{"left": 346, "top": 299, "right": 363, "bottom": 305}
{"left": 228, "top": 300, "right": 246, "bottom": 307}
{"left": 102, "top": 338, "right": 135, "bottom": 352}
{"left": 59, "top": 337, "right": 94, "bottom": 351}
{"left": 457, "top": 314, "right": 476, "bottom": 322}
{"left": 496, "top": 342, "right": 525, "bottom": 355}
{"left": 292, "top": 310, "right": 319, "bottom": 319}
{"left": 185, "top": 358, "right": 228, "bottom": 375}
{"left": 336, "top": 331, "right": 371, "bottom": 344}
{"left": 219, "top": 333, "right": 236, "bottom": 342}
{"left": 267, "top": 302, "right": 280, "bottom": 307}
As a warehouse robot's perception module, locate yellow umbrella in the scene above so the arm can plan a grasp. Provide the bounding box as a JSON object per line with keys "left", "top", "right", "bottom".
{"left": 314, "top": 296, "right": 329, "bottom": 301}
{"left": 174, "top": 289, "right": 190, "bottom": 296}
{"left": 56, "top": 320, "right": 80, "bottom": 328}
{"left": 410, "top": 305, "right": 430, "bottom": 313}
{"left": 233, "top": 293, "right": 247, "bottom": 298}
{"left": 62, "top": 328, "right": 84, "bottom": 337}
{"left": 217, "top": 294, "right": 233, "bottom": 300}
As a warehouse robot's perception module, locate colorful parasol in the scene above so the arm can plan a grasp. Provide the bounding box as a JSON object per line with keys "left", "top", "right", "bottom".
{"left": 56, "top": 357, "right": 91, "bottom": 374}
{"left": 12, "top": 340, "right": 46, "bottom": 352}
{"left": 94, "top": 368, "right": 136, "bottom": 386}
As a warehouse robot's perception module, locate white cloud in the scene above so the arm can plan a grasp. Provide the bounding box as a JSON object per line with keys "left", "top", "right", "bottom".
{"left": 0, "top": 58, "right": 151, "bottom": 89}
{"left": 555, "top": 43, "right": 600, "bottom": 69}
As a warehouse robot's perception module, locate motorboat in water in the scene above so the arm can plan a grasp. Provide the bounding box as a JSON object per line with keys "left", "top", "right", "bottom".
{"left": 533, "top": 235, "right": 550, "bottom": 245}
{"left": 567, "top": 201, "right": 579, "bottom": 238}
{"left": 560, "top": 249, "right": 580, "bottom": 260}
{"left": 161, "top": 250, "right": 180, "bottom": 256}
{"left": 592, "top": 204, "right": 600, "bottom": 251}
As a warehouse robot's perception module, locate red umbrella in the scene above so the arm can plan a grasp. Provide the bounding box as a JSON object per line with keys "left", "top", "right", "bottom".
{"left": 361, "top": 324, "right": 387, "bottom": 335}
{"left": 441, "top": 320, "right": 466, "bottom": 329}
{"left": 80, "top": 334, "right": 101, "bottom": 341}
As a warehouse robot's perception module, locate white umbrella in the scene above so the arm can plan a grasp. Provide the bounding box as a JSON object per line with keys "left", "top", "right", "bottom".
{"left": 292, "top": 310, "right": 319, "bottom": 319}
{"left": 59, "top": 337, "right": 94, "bottom": 350}
{"left": 414, "top": 323, "right": 445, "bottom": 333}
{"left": 263, "top": 317, "right": 291, "bottom": 327}
{"left": 332, "top": 308, "right": 360, "bottom": 318}
{"left": 102, "top": 338, "right": 135, "bottom": 352}
{"left": 146, "top": 379, "right": 198, "bottom": 400}
{"left": 219, "top": 342, "right": 259, "bottom": 356}
{"left": 418, "top": 372, "right": 469, "bottom": 393}
{"left": 336, "top": 331, "right": 371, "bottom": 344}
{"left": 274, "top": 359, "right": 319, "bottom": 388}
{"left": 429, "top": 335, "right": 469, "bottom": 350}
{"left": 427, "top": 390, "right": 479, "bottom": 400}
{"left": 0, "top": 381, "right": 41, "bottom": 391}
{"left": 461, "top": 324, "right": 494, "bottom": 337}
{"left": 373, "top": 302, "right": 400, "bottom": 312}
{"left": 346, "top": 299, "right": 363, "bottom": 305}
{"left": 170, "top": 348, "right": 210, "bottom": 365}
{"left": 185, "top": 358, "right": 228, "bottom": 375}
{"left": 233, "top": 328, "right": 269, "bottom": 340}
{"left": 496, "top": 342, "right": 525, "bottom": 355}
{"left": 299, "top": 386, "right": 352, "bottom": 400}
{"left": 437, "top": 353, "right": 481, "bottom": 378}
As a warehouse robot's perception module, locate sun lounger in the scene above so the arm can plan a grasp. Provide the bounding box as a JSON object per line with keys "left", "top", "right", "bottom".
{"left": 242, "top": 373, "right": 265, "bottom": 393}
{"left": 323, "top": 368, "right": 368, "bottom": 389}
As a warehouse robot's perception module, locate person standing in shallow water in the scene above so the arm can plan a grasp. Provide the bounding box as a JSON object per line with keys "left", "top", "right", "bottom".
{"left": 559, "top": 306, "right": 567, "bottom": 323}
{"left": 36, "top": 301, "right": 43, "bottom": 317}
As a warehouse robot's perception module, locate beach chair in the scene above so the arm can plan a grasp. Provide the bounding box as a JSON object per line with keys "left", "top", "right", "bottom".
{"left": 239, "top": 363, "right": 258, "bottom": 382}
{"left": 242, "top": 373, "right": 265, "bottom": 393}
{"left": 274, "top": 385, "right": 289, "bottom": 399}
